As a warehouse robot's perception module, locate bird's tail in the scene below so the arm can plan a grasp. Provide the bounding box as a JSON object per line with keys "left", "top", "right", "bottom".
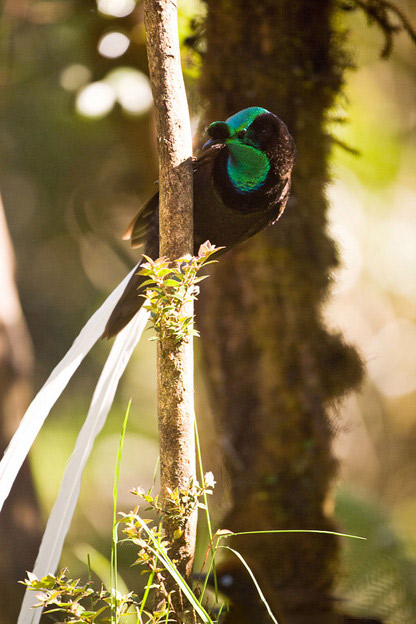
{"left": 18, "top": 306, "right": 149, "bottom": 624}
{"left": 0, "top": 265, "right": 149, "bottom": 624}
{"left": 103, "top": 261, "right": 148, "bottom": 338}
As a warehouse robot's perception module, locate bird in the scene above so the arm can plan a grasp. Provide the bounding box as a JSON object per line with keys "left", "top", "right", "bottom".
{"left": 0, "top": 108, "right": 295, "bottom": 624}
{"left": 103, "top": 106, "right": 296, "bottom": 338}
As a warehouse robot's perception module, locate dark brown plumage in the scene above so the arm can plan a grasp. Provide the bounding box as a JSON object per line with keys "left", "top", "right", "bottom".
{"left": 103, "top": 108, "right": 295, "bottom": 338}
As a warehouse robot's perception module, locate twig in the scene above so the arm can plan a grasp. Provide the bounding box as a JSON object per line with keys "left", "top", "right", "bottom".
{"left": 143, "top": 0, "right": 196, "bottom": 615}
{"left": 346, "top": 0, "right": 416, "bottom": 57}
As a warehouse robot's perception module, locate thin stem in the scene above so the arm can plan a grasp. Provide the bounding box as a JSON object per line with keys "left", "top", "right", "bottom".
{"left": 111, "top": 401, "right": 131, "bottom": 623}
{"left": 194, "top": 418, "right": 218, "bottom": 601}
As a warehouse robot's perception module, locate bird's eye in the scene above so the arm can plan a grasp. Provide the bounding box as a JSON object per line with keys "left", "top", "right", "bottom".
{"left": 237, "top": 129, "right": 246, "bottom": 139}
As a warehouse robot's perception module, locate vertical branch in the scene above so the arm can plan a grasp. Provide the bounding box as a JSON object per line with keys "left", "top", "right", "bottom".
{"left": 143, "top": 0, "right": 196, "bottom": 600}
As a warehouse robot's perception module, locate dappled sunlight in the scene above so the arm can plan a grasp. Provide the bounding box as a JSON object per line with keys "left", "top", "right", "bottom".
{"left": 323, "top": 24, "right": 416, "bottom": 606}
{"left": 97, "top": 0, "right": 136, "bottom": 19}
{"left": 98, "top": 31, "right": 131, "bottom": 59}
{"left": 60, "top": 64, "right": 92, "bottom": 92}
{"left": 106, "top": 68, "right": 153, "bottom": 115}
{"left": 76, "top": 80, "right": 116, "bottom": 118}
{"left": 328, "top": 217, "right": 363, "bottom": 295}
{"left": 366, "top": 208, "right": 416, "bottom": 299}
{"left": 327, "top": 173, "right": 416, "bottom": 401}
{"left": 367, "top": 318, "right": 416, "bottom": 397}
{"left": 76, "top": 69, "right": 152, "bottom": 118}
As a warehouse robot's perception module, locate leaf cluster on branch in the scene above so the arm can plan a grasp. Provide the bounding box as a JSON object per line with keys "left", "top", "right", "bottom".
{"left": 140, "top": 242, "right": 222, "bottom": 345}
{"left": 21, "top": 569, "right": 139, "bottom": 623}
{"left": 132, "top": 472, "right": 216, "bottom": 538}
{"left": 22, "top": 474, "right": 218, "bottom": 624}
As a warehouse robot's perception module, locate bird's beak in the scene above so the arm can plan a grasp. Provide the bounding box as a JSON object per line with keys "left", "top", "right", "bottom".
{"left": 202, "top": 137, "right": 224, "bottom": 150}
{"left": 203, "top": 120, "right": 231, "bottom": 150}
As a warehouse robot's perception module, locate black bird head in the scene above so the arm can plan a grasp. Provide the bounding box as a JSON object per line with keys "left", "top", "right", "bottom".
{"left": 204, "top": 106, "right": 295, "bottom": 184}
{"left": 204, "top": 107, "right": 282, "bottom": 147}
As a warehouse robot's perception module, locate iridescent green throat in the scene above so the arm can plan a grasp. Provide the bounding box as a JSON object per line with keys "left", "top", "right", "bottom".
{"left": 226, "top": 142, "right": 270, "bottom": 193}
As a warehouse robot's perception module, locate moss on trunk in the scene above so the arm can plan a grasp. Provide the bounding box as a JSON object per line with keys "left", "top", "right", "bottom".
{"left": 197, "top": 1, "right": 363, "bottom": 621}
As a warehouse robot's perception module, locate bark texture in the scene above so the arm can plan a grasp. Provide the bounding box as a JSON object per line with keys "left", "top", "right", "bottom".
{"left": 144, "top": 0, "right": 193, "bottom": 260}
{"left": 197, "top": 2, "right": 363, "bottom": 623}
{"left": 0, "top": 195, "right": 42, "bottom": 622}
{"left": 143, "top": 0, "right": 196, "bottom": 598}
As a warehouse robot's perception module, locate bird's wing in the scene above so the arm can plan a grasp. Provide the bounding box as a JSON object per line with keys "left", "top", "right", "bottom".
{"left": 122, "top": 191, "right": 159, "bottom": 249}
{"left": 270, "top": 177, "right": 292, "bottom": 224}
{"left": 123, "top": 144, "right": 225, "bottom": 250}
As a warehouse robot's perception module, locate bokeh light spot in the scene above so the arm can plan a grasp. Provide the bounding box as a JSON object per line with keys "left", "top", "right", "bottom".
{"left": 75, "top": 81, "right": 116, "bottom": 118}
{"left": 98, "top": 32, "right": 130, "bottom": 59}
{"left": 97, "top": 0, "right": 136, "bottom": 18}
{"left": 106, "top": 68, "right": 153, "bottom": 115}
{"left": 60, "top": 64, "right": 92, "bottom": 91}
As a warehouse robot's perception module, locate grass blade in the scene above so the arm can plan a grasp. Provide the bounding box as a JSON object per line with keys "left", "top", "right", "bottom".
{"left": 135, "top": 515, "right": 213, "bottom": 623}
{"left": 111, "top": 400, "right": 132, "bottom": 623}
{"left": 220, "top": 546, "right": 279, "bottom": 624}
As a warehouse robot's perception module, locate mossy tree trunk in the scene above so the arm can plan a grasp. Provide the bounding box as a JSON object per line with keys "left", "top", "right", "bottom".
{"left": 197, "top": 2, "right": 362, "bottom": 623}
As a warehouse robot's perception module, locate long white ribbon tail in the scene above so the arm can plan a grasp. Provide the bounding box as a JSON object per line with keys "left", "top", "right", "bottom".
{"left": 0, "top": 266, "right": 137, "bottom": 512}
{"left": 18, "top": 304, "right": 150, "bottom": 624}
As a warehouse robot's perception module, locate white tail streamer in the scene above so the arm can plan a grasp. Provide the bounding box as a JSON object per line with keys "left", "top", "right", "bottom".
{"left": 0, "top": 266, "right": 138, "bottom": 512}
{"left": 18, "top": 304, "right": 150, "bottom": 624}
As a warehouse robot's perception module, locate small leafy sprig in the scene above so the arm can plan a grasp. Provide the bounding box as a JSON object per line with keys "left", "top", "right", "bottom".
{"left": 139, "top": 241, "right": 221, "bottom": 345}
{"left": 22, "top": 473, "right": 217, "bottom": 624}
{"left": 118, "top": 514, "right": 174, "bottom": 619}
{"left": 131, "top": 472, "right": 216, "bottom": 538}
{"left": 21, "top": 569, "right": 139, "bottom": 623}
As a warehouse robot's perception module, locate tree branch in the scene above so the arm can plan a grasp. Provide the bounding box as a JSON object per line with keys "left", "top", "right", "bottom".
{"left": 143, "top": 0, "right": 196, "bottom": 611}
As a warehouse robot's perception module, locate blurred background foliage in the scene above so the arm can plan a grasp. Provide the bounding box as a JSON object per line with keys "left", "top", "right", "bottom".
{"left": 0, "top": 0, "right": 415, "bottom": 622}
